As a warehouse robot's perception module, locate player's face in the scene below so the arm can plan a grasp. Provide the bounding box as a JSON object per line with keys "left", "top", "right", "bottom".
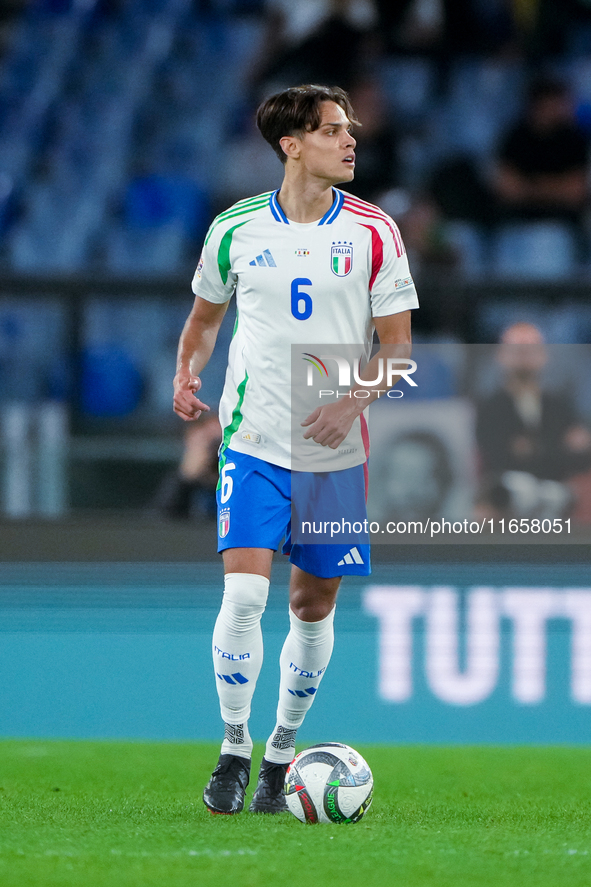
{"left": 296, "top": 101, "right": 356, "bottom": 185}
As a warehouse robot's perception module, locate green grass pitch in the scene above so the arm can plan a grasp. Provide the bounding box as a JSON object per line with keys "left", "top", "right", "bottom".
{"left": 0, "top": 740, "right": 589, "bottom": 887}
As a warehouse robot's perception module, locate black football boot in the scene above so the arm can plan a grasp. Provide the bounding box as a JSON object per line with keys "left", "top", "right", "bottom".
{"left": 248, "top": 758, "right": 289, "bottom": 814}
{"left": 203, "top": 754, "right": 251, "bottom": 814}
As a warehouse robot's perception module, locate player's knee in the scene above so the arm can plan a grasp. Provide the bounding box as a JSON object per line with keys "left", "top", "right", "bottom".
{"left": 290, "top": 594, "right": 337, "bottom": 623}
{"left": 291, "top": 603, "right": 330, "bottom": 622}
{"left": 223, "top": 572, "right": 270, "bottom": 610}
{"left": 290, "top": 574, "right": 339, "bottom": 622}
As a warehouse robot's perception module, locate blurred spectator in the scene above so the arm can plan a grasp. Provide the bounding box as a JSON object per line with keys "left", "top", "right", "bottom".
{"left": 339, "top": 79, "right": 401, "bottom": 203}
{"left": 382, "top": 0, "right": 442, "bottom": 54}
{"left": 251, "top": 0, "right": 377, "bottom": 93}
{"left": 397, "top": 195, "right": 458, "bottom": 277}
{"left": 375, "top": 429, "right": 455, "bottom": 523}
{"left": 492, "top": 76, "right": 589, "bottom": 241}
{"left": 372, "top": 0, "right": 415, "bottom": 52}
{"left": 153, "top": 411, "right": 221, "bottom": 520}
{"left": 426, "top": 155, "right": 496, "bottom": 278}
{"left": 437, "top": 0, "right": 514, "bottom": 58}
{"left": 390, "top": 188, "right": 477, "bottom": 336}
{"left": 375, "top": 0, "right": 515, "bottom": 60}
{"left": 510, "top": 0, "right": 591, "bottom": 60}
{"left": 475, "top": 322, "right": 591, "bottom": 518}
{"left": 429, "top": 155, "right": 496, "bottom": 229}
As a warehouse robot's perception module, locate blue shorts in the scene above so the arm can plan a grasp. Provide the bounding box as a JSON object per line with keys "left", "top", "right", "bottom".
{"left": 216, "top": 448, "right": 371, "bottom": 579}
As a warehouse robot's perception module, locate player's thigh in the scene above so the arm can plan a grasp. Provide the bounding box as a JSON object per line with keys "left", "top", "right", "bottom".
{"left": 223, "top": 547, "right": 274, "bottom": 579}
{"left": 287, "top": 461, "right": 371, "bottom": 580}
{"left": 217, "top": 448, "right": 291, "bottom": 553}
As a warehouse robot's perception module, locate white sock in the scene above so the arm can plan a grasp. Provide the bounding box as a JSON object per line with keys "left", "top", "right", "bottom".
{"left": 212, "top": 572, "right": 269, "bottom": 759}
{"left": 265, "top": 606, "right": 335, "bottom": 765}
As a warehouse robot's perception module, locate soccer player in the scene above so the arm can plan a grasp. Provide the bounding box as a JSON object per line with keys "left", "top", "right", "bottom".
{"left": 173, "top": 85, "right": 418, "bottom": 814}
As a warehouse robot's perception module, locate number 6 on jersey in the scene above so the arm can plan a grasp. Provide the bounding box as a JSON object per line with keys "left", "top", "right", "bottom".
{"left": 291, "top": 278, "right": 313, "bottom": 320}
{"left": 220, "top": 462, "right": 235, "bottom": 504}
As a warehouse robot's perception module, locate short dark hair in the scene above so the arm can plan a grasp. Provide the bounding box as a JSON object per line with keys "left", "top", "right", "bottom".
{"left": 256, "top": 84, "right": 360, "bottom": 163}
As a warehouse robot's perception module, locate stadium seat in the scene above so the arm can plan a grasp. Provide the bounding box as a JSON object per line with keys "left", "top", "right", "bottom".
{"left": 103, "top": 221, "right": 188, "bottom": 274}
{"left": 380, "top": 57, "right": 435, "bottom": 122}
{"left": 445, "top": 220, "right": 488, "bottom": 278}
{"left": 491, "top": 221, "right": 577, "bottom": 280}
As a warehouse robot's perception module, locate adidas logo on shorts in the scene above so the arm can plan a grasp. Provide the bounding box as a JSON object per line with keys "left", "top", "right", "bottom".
{"left": 338, "top": 546, "right": 364, "bottom": 566}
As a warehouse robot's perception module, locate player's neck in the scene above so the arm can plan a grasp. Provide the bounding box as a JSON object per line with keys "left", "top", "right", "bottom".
{"left": 277, "top": 176, "right": 335, "bottom": 223}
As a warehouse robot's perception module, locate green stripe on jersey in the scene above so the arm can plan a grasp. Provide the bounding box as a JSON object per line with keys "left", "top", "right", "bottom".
{"left": 217, "top": 372, "right": 248, "bottom": 487}
{"left": 216, "top": 191, "right": 272, "bottom": 220}
{"left": 205, "top": 193, "right": 272, "bottom": 246}
{"left": 218, "top": 221, "right": 248, "bottom": 284}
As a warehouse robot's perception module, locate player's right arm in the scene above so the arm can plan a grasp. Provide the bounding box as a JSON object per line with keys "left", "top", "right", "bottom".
{"left": 174, "top": 211, "right": 240, "bottom": 421}
{"left": 173, "top": 295, "right": 229, "bottom": 421}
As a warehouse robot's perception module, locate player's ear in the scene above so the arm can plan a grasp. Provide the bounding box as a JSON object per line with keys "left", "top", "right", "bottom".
{"left": 279, "top": 134, "right": 301, "bottom": 161}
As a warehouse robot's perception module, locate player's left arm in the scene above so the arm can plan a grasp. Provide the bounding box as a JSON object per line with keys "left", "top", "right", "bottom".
{"left": 302, "top": 310, "right": 412, "bottom": 449}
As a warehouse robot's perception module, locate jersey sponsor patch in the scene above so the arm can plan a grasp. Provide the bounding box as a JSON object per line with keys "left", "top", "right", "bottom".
{"left": 394, "top": 275, "right": 413, "bottom": 289}
{"left": 241, "top": 431, "right": 261, "bottom": 445}
{"left": 195, "top": 252, "right": 204, "bottom": 279}
{"left": 331, "top": 241, "right": 353, "bottom": 276}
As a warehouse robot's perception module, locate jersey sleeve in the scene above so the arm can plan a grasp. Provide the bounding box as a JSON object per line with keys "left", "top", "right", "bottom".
{"left": 367, "top": 217, "right": 419, "bottom": 318}
{"left": 191, "top": 219, "right": 238, "bottom": 304}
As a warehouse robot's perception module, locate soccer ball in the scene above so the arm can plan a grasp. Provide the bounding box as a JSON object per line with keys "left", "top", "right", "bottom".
{"left": 284, "top": 743, "right": 373, "bottom": 824}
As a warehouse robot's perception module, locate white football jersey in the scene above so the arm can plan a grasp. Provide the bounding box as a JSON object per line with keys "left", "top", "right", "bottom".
{"left": 192, "top": 188, "right": 419, "bottom": 470}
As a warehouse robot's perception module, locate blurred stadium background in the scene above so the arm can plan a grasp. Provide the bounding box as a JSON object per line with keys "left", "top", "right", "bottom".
{"left": 0, "top": 0, "right": 590, "bottom": 744}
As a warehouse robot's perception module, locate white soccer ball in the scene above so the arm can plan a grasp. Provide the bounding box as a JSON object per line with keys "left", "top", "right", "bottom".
{"left": 284, "top": 743, "right": 373, "bottom": 824}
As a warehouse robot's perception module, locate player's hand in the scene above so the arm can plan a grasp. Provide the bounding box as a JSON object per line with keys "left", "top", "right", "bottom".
{"left": 301, "top": 399, "right": 358, "bottom": 449}
{"left": 173, "top": 372, "right": 210, "bottom": 421}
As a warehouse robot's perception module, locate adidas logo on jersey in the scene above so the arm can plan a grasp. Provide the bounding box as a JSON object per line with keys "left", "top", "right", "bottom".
{"left": 249, "top": 249, "right": 276, "bottom": 267}
{"left": 338, "top": 546, "right": 364, "bottom": 566}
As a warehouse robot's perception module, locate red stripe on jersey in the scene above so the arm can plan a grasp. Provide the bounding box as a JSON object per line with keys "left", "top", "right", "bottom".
{"left": 343, "top": 192, "right": 391, "bottom": 221}
{"left": 344, "top": 198, "right": 404, "bottom": 257}
{"left": 360, "top": 412, "right": 370, "bottom": 501}
{"left": 343, "top": 196, "right": 404, "bottom": 257}
{"left": 359, "top": 223, "right": 383, "bottom": 291}
{"left": 343, "top": 192, "right": 398, "bottom": 230}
